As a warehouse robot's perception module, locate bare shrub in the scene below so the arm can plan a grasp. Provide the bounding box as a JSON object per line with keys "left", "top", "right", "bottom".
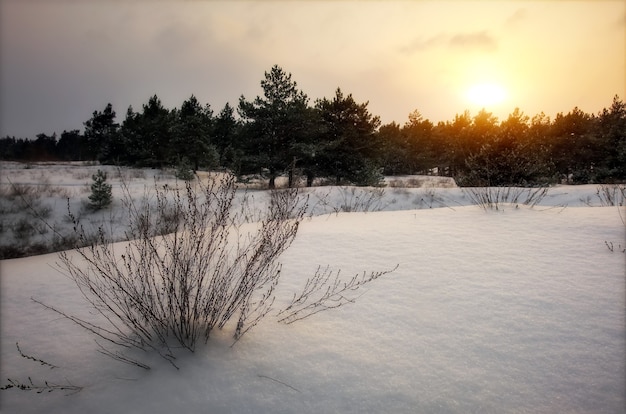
{"left": 595, "top": 184, "right": 625, "bottom": 207}
{"left": 463, "top": 186, "right": 549, "bottom": 211}
{"left": 8, "top": 182, "right": 36, "bottom": 199}
{"left": 338, "top": 187, "right": 386, "bottom": 212}
{"left": 7, "top": 183, "right": 41, "bottom": 211}
{"left": 12, "top": 217, "right": 37, "bottom": 239}
{"left": 604, "top": 241, "right": 626, "bottom": 253}
{"left": 412, "top": 188, "right": 452, "bottom": 209}
{"left": 38, "top": 174, "right": 308, "bottom": 369}
{"left": 277, "top": 264, "right": 398, "bottom": 324}
{"left": 42, "top": 185, "right": 72, "bottom": 199}
{"left": 312, "top": 186, "right": 387, "bottom": 214}
{"left": 72, "top": 170, "right": 91, "bottom": 180}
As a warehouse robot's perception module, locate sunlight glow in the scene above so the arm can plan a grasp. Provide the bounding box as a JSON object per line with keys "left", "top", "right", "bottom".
{"left": 466, "top": 83, "right": 507, "bottom": 107}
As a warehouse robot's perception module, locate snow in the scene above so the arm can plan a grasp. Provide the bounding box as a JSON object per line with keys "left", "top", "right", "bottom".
{"left": 1, "top": 162, "right": 625, "bottom": 413}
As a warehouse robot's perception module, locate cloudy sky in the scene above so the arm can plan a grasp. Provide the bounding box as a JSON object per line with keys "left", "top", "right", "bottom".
{"left": 1, "top": 1, "right": 624, "bottom": 138}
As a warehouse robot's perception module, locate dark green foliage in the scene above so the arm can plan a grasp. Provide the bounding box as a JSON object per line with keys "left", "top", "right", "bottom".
{"left": 175, "top": 157, "right": 195, "bottom": 181}
{"left": 596, "top": 95, "right": 626, "bottom": 181}
{"left": 84, "top": 103, "right": 120, "bottom": 162}
{"left": 314, "top": 88, "right": 383, "bottom": 186}
{"left": 56, "top": 130, "right": 87, "bottom": 161}
{"left": 170, "top": 95, "right": 216, "bottom": 171}
{"left": 238, "top": 65, "right": 312, "bottom": 188}
{"left": 458, "top": 109, "right": 553, "bottom": 186}
{"left": 88, "top": 170, "right": 112, "bottom": 210}
{"left": 124, "top": 95, "right": 174, "bottom": 168}
{"left": 214, "top": 103, "right": 243, "bottom": 172}
{"left": 1, "top": 67, "right": 623, "bottom": 186}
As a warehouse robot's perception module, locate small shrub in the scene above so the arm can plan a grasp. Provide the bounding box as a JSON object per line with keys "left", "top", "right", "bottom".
{"left": 72, "top": 170, "right": 91, "bottom": 180}
{"left": 33, "top": 204, "right": 53, "bottom": 220}
{"left": 413, "top": 188, "right": 450, "bottom": 209}
{"left": 8, "top": 183, "right": 36, "bottom": 200}
{"left": 605, "top": 241, "right": 626, "bottom": 253}
{"left": 313, "top": 186, "right": 387, "bottom": 215}
{"left": 595, "top": 184, "right": 625, "bottom": 207}
{"left": 7, "top": 183, "right": 43, "bottom": 212}
{"left": 12, "top": 217, "right": 36, "bottom": 239}
{"left": 463, "top": 186, "right": 549, "bottom": 211}
{"left": 175, "top": 158, "right": 195, "bottom": 181}
{"left": 87, "top": 170, "right": 112, "bottom": 210}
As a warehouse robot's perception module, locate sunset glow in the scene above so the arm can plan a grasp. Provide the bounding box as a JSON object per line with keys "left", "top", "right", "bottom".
{"left": 465, "top": 83, "right": 507, "bottom": 107}
{"left": 0, "top": 1, "right": 624, "bottom": 137}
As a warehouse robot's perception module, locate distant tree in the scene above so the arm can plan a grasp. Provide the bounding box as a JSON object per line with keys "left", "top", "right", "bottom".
{"left": 30, "top": 133, "right": 58, "bottom": 161}
{"left": 170, "top": 95, "right": 217, "bottom": 171}
{"left": 0, "top": 136, "right": 29, "bottom": 160}
{"left": 56, "top": 130, "right": 86, "bottom": 161}
{"left": 549, "top": 107, "right": 596, "bottom": 183}
{"left": 88, "top": 169, "right": 113, "bottom": 210}
{"left": 118, "top": 105, "right": 142, "bottom": 166}
{"left": 595, "top": 95, "right": 626, "bottom": 181}
{"left": 402, "top": 110, "right": 436, "bottom": 174}
{"left": 315, "top": 88, "right": 382, "bottom": 186}
{"left": 83, "top": 103, "right": 119, "bottom": 162}
{"left": 378, "top": 122, "right": 408, "bottom": 175}
{"left": 436, "top": 110, "right": 472, "bottom": 177}
{"left": 120, "top": 95, "right": 173, "bottom": 168}
{"left": 213, "top": 102, "right": 243, "bottom": 173}
{"left": 528, "top": 112, "right": 551, "bottom": 148}
{"left": 0, "top": 136, "right": 16, "bottom": 159}
{"left": 286, "top": 106, "right": 326, "bottom": 187}
{"left": 460, "top": 109, "right": 551, "bottom": 186}
{"left": 238, "top": 65, "right": 311, "bottom": 188}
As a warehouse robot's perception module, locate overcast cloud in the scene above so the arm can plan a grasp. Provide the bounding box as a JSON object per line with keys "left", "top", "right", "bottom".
{"left": 1, "top": 1, "right": 624, "bottom": 138}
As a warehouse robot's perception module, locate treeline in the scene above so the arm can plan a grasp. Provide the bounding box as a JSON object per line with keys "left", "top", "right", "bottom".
{"left": 1, "top": 65, "right": 624, "bottom": 187}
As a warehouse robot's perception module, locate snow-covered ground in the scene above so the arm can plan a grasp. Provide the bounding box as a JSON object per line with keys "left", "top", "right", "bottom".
{"left": 1, "top": 162, "right": 624, "bottom": 413}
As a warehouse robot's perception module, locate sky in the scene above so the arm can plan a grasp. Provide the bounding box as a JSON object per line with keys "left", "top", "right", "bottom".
{"left": 0, "top": 0, "right": 624, "bottom": 138}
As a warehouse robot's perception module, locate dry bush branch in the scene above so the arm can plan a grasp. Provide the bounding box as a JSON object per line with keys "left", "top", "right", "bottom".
{"left": 463, "top": 186, "right": 549, "bottom": 211}
{"left": 277, "top": 264, "right": 398, "bottom": 324}
{"left": 0, "top": 377, "right": 83, "bottom": 396}
{"left": 311, "top": 186, "right": 388, "bottom": 215}
{"left": 0, "top": 343, "right": 82, "bottom": 396}
{"left": 595, "top": 184, "right": 625, "bottom": 207}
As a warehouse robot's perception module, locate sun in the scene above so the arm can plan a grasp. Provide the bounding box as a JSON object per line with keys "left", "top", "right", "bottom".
{"left": 465, "top": 83, "right": 507, "bottom": 107}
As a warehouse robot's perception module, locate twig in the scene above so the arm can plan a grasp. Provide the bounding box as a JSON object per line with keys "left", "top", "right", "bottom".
{"left": 1, "top": 377, "right": 83, "bottom": 396}
{"left": 277, "top": 264, "right": 398, "bottom": 324}
{"left": 15, "top": 342, "right": 59, "bottom": 369}
{"left": 257, "top": 374, "right": 301, "bottom": 393}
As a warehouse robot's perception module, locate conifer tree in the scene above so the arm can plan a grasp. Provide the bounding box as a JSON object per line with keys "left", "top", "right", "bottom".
{"left": 88, "top": 170, "right": 113, "bottom": 210}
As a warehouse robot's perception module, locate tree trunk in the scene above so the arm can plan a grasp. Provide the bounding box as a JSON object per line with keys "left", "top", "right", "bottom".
{"left": 288, "top": 156, "right": 298, "bottom": 188}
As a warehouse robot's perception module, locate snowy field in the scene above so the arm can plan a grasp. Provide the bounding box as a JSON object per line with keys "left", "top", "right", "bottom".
{"left": 1, "top": 162, "right": 625, "bottom": 413}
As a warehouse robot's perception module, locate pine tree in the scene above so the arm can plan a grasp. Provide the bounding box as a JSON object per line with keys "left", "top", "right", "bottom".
{"left": 238, "top": 65, "right": 311, "bottom": 188}
{"left": 88, "top": 170, "right": 113, "bottom": 210}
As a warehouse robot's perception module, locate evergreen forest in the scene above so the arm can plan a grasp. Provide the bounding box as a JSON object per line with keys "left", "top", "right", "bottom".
{"left": 1, "top": 65, "right": 624, "bottom": 187}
